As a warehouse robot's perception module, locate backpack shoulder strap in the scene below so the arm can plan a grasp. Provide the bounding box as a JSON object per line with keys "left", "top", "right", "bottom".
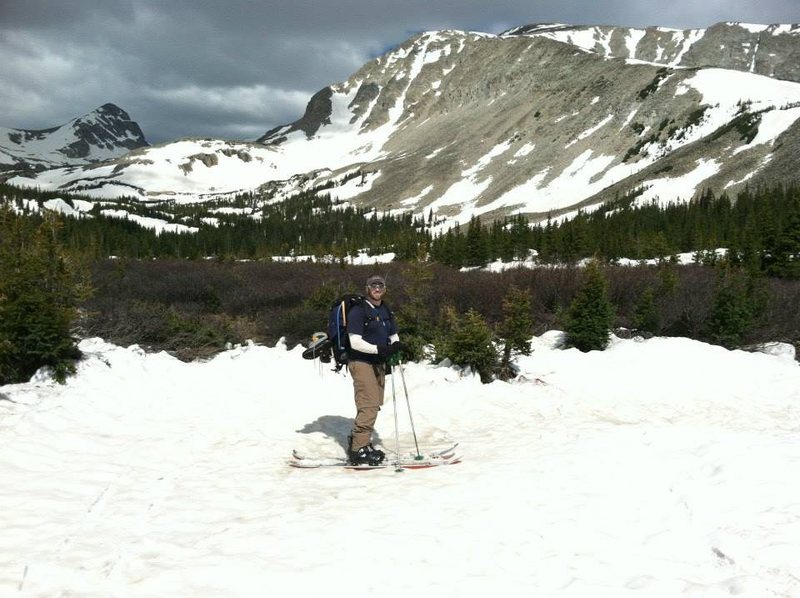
{"left": 342, "top": 295, "right": 368, "bottom": 331}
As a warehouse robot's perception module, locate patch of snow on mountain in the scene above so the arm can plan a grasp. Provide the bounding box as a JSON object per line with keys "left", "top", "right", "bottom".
{"left": 772, "top": 24, "right": 800, "bottom": 36}
{"left": 42, "top": 198, "right": 91, "bottom": 218}
{"left": 210, "top": 207, "right": 252, "bottom": 216}
{"left": 513, "top": 143, "right": 536, "bottom": 158}
{"left": 637, "top": 159, "right": 721, "bottom": 207}
{"left": 328, "top": 171, "right": 381, "bottom": 202}
{"left": 620, "top": 108, "right": 639, "bottom": 130}
{"left": 427, "top": 177, "right": 492, "bottom": 222}
{"left": 399, "top": 185, "right": 433, "bottom": 207}
{"left": 462, "top": 140, "right": 514, "bottom": 178}
{"left": 425, "top": 146, "right": 446, "bottom": 159}
{"left": 425, "top": 139, "right": 518, "bottom": 219}
{"left": 673, "top": 29, "right": 706, "bottom": 65}
{"left": 733, "top": 107, "right": 800, "bottom": 154}
{"left": 625, "top": 29, "right": 647, "bottom": 57}
{"left": 563, "top": 28, "right": 604, "bottom": 53}
{"left": 383, "top": 36, "right": 437, "bottom": 128}
{"left": 686, "top": 69, "right": 800, "bottom": 109}
{"left": 734, "top": 23, "right": 771, "bottom": 34}
{"left": 725, "top": 153, "right": 775, "bottom": 188}
{"left": 101, "top": 209, "right": 198, "bottom": 235}
{"left": 490, "top": 150, "right": 622, "bottom": 216}
{"left": 724, "top": 169, "right": 758, "bottom": 189}
{"left": 565, "top": 114, "right": 614, "bottom": 148}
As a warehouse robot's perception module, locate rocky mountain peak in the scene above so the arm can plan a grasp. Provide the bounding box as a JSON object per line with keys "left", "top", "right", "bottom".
{"left": 0, "top": 103, "right": 148, "bottom": 176}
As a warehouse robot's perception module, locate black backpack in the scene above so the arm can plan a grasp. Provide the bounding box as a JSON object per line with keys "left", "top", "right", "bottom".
{"left": 327, "top": 294, "right": 367, "bottom": 371}
{"left": 302, "top": 294, "right": 392, "bottom": 371}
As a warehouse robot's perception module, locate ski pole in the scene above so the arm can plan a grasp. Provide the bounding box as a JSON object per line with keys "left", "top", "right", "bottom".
{"left": 397, "top": 360, "right": 422, "bottom": 460}
{"left": 390, "top": 364, "right": 403, "bottom": 472}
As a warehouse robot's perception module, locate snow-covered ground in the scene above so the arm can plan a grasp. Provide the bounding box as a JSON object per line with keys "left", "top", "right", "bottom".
{"left": 1, "top": 333, "right": 799, "bottom": 597}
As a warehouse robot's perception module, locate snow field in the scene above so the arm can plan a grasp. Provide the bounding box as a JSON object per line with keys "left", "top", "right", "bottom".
{"left": 1, "top": 333, "right": 799, "bottom": 596}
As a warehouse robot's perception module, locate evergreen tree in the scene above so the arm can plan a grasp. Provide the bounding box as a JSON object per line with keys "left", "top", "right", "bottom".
{"left": 435, "top": 306, "right": 496, "bottom": 383}
{"left": 703, "top": 266, "right": 765, "bottom": 348}
{"left": 633, "top": 286, "right": 661, "bottom": 335}
{"left": 433, "top": 304, "right": 459, "bottom": 364}
{"left": 0, "top": 207, "right": 91, "bottom": 384}
{"left": 496, "top": 285, "right": 534, "bottom": 380}
{"left": 765, "top": 207, "right": 800, "bottom": 279}
{"left": 464, "top": 216, "right": 490, "bottom": 267}
{"left": 564, "top": 260, "right": 615, "bottom": 352}
{"left": 395, "top": 260, "right": 434, "bottom": 361}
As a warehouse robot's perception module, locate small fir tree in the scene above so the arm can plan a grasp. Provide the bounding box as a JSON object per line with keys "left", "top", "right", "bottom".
{"left": 464, "top": 216, "right": 490, "bottom": 267}
{"left": 564, "top": 260, "right": 615, "bottom": 352}
{"left": 704, "top": 266, "right": 766, "bottom": 348}
{"left": 765, "top": 208, "right": 800, "bottom": 279}
{"left": 496, "top": 285, "right": 534, "bottom": 380}
{"left": 633, "top": 286, "right": 661, "bottom": 335}
{"left": 395, "top": 260, "right": 434, "bottom": 361}
{"left": 433, "top": 304, "right": 459, "bottom": 364}
{"left": 436, "top": 307, "right": 496, "bottom": 383}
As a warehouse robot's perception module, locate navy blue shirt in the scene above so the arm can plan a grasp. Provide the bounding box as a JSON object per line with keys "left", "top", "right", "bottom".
{"left": 347, "top": 300, "right": 397, "bottom": 363}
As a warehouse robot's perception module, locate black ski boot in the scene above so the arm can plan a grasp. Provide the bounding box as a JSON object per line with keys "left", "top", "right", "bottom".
{"left": 349, "top": 444, "right": 385, "bottom": 466}
{"left": 366, "top": 444, "right": 385, "bottom": 465}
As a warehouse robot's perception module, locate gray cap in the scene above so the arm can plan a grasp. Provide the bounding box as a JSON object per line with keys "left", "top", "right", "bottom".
{"left": 366, "top": 275, "right": 386, "bottom": 286}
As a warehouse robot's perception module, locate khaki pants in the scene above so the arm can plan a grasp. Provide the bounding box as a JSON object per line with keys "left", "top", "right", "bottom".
{"left": 348, "top": 360, "right": 386, "bottom": 450}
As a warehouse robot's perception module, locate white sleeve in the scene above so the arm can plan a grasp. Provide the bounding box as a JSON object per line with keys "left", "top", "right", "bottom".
{"left": 349, "top": 333, "right": 378, "bottom": 354}
{"left": 389, "top": 333, "right": 399, "bottom": 343}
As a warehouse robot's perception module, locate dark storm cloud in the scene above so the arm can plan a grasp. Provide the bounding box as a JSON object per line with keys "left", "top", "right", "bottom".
{"left": 1, "top": 0, "right": 797, "bottom": 144}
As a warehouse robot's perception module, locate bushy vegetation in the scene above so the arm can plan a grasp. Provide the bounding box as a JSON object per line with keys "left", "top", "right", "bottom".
{"left": 70, "top": 259, "right": 799, "bottom": 380}
{"left": 2, "top": 180, "right": 799, "bottom": 384}
{"left": 0, "top": 206, "right": 90, "bottom": 383}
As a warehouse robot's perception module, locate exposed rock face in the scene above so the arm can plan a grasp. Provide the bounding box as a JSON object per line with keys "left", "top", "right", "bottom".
{"left": 258, "top": 88, "right": 333, "bottom": 143}
{"left": 256, "top": 26, "right": 800, "bottom": 224}
{"left": 0, "top": 103, "right": 148, "bottom": 176}
{"left": 9, "top": 23, "right": 800, "bottom": 229}
{"left": 504, "top": 22, "right": 800, "bottom": 82}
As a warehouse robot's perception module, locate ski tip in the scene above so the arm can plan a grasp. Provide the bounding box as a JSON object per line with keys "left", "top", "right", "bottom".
{"left": 288, "top": 460, "right": 322, "bottom": 469}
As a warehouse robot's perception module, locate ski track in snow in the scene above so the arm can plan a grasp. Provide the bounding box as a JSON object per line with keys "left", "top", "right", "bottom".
{"left": 1, "top": 334, "right": 800, "bottom": 596}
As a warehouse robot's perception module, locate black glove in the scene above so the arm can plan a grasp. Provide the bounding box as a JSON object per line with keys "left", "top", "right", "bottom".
{"left": 377, "top": 341, "right": 404, "bottom": 358}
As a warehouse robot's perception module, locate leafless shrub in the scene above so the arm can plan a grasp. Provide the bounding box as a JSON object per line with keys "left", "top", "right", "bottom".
{"left": 82, "top": 260, "right": 800, "bottom": 361}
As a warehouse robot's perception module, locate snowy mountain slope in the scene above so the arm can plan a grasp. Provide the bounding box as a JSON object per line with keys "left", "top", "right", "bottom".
{"left": 0, "top": 103, "right": 148, "bottom": 175}
{"left": 505, "top": 22, "right": 800, "bottom": 82}
{"left": 9, "top": 25, "right": 800, "bottom": 229}
{"left": 1, "top": 333, "right": 799, "bottom": 595}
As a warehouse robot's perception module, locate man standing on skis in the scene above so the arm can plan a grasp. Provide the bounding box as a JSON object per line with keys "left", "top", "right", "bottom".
{"left": 346, "top": 275, "right": 404, "bottom": 466}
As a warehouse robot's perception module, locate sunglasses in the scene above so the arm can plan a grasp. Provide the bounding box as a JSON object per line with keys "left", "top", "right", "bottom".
{"left": 369, "top": 282, "right": 385, "bottom": 290}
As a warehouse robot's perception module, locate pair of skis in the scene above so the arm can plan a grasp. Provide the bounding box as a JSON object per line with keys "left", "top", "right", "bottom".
{"left": 289, "top": 443, "right": 461, "bottom": 471}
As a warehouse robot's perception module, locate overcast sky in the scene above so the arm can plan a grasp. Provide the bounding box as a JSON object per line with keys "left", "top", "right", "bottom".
{"left": 2, "top": 0, "right": 798, "bottom": 144}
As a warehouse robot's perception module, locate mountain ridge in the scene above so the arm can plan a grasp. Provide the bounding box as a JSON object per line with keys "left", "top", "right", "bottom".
{"left": 501, "top": 22, "right": 800, "bottom": 83}
{"left": 8, "top": 22, "right": 800, "bottom": 230}
{"left": 0, "top": 103, "right": 148, "bottom": 176}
